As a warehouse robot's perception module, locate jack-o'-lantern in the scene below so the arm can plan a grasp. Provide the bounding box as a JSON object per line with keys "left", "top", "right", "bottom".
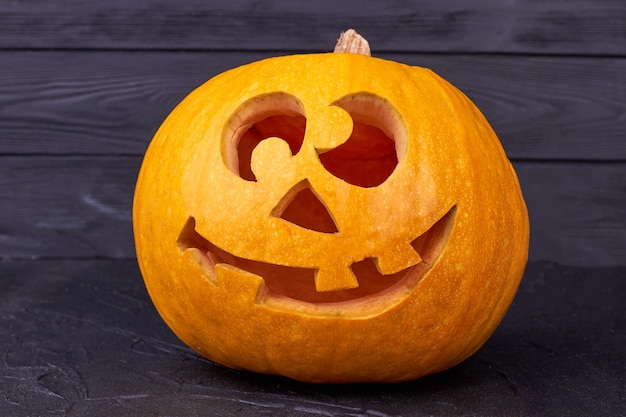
{"left": 133, "top": 30, "right": 529, "bottom": 383}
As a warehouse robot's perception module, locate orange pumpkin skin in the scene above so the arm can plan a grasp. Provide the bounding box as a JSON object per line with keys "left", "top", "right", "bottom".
{"left": 133, "top": 52, "right": 529, "bottom": 383}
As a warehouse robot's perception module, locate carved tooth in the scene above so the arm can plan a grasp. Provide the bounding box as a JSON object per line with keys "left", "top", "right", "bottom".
{"left": 215, "top": 263, "right": 264, "bottom": 296}
{"left": 185, "top": 248, "right": 218, "bottom": 284}
{"left": 314, "top": 265, "right": 359, "bottom": 292}
{"left": 375, "top": 244, "right": 422, "bottom": 275}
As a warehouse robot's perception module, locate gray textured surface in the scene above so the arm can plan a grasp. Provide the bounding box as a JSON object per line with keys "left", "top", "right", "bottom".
{"left": 1, "top": 260, "right": 623, "bottom": 416}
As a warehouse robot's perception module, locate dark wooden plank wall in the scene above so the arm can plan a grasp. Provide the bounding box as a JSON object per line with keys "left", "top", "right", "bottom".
{"left": 1, "top": 0, "right": 625, "bottom": 266}
{"left": 2, "top": 0, "right": 625, "bottom": 55}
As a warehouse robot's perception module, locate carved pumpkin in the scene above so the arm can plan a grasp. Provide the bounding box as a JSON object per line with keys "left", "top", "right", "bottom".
{"left": 133, "top": 30, "right": 529, "bottom": 383}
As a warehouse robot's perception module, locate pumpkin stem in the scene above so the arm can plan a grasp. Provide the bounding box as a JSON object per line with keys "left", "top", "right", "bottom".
{"left": 334, "top": 29, "right": 371, "bottom": 56}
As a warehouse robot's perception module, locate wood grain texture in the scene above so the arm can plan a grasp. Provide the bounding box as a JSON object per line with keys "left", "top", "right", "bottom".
{"left": 1, "top": 1, "right": 624, "bottom": 268}
{"left": 1, "top": 51, "right": 625, "bottom": 160}
{"left": 0, "top": 0, "right": 624, "bottom": 55}
{"left": 516, "top": 162, "right": 626, "bottom": 267}
{"left": 1, "top": 156, "right": 624, "bottom": 266}
{"left": 0, "top": 156, "right": 137, "bottom": 259}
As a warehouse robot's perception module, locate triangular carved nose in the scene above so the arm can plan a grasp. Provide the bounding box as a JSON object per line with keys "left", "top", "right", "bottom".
{"left": 271, "top": 180, "right": 339, "bottom": 233}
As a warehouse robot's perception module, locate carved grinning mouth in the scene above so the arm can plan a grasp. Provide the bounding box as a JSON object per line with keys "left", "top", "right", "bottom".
{"left": 176, "top": 206, "right": 456, "bottom": 305}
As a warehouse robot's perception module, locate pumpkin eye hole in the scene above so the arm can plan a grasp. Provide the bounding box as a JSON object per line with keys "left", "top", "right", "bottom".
{"left": 223, "top": 92, "right": 306, "bottom": 181}
{"left": 319, "top": 93, "right": 404, "bottom": 188}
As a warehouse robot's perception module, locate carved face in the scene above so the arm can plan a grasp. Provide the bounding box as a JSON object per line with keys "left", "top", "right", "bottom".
{"left": 177, "top": 90, "right": 456, "bottom": 307}
{"left": 134, "top": 53, "right": 529, "bottom": 383}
